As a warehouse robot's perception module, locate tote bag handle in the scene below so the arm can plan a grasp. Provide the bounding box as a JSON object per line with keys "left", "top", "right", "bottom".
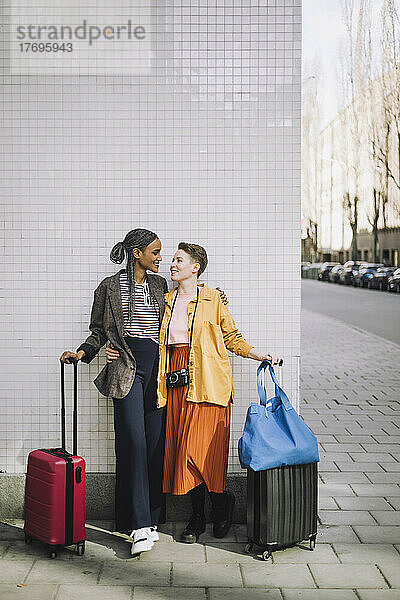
{"left": 257, "top": 360, "right": 293, "bottom": 413}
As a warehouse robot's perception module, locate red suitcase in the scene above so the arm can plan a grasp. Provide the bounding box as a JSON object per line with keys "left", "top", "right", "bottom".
{"left": 24, "top": 359, "right": 86, "bottom": 558}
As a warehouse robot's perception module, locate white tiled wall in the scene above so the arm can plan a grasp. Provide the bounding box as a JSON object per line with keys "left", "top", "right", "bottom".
{"left": 1, "top": 0, "right": 301, "bottom": 474}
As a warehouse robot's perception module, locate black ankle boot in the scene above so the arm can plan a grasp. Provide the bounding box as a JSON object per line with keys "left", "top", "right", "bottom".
{"left": 180, "top": 484, "right": 206, "bottom": 543}
{"left": 210, "top": 490, "right": 235, "bottom": 538}
{"left": 180, "top": 513, "right": 206, "bottom": 544}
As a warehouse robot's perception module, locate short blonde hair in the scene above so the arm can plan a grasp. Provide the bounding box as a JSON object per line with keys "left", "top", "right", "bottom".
{"left": 178, "top": 242, "right": 208, "bottom": 277}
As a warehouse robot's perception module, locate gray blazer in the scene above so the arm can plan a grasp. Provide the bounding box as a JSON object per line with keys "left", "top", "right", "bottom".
{"left": 77, "top": 269, "right": 168, "bottom": 399}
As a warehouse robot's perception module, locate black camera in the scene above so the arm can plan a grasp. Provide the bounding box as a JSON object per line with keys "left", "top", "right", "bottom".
{"left": 165, "top": 368, "right": 190, "bottom": 389}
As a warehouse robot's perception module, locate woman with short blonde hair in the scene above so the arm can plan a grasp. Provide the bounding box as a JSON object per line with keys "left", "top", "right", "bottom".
{"left": 158, "top": 242, "right": 279, "bottom": 543}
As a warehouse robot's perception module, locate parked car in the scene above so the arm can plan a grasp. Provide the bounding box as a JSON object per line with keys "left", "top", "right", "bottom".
{"left": 353, "top": 263, "right": 384, "bottom": 288}
{"left": 328, "top": 264, "right": 343, "bottom": 283}
{"left": 388, "top": 268, "right": 400, "bottom": 293}
{"left": 367, "top": 267, "right": 395, "bottom": 291}
{"left": 318, "top": 262, "right": 339, "bottom": 282}
{"left": 339, "top": 261, "right": 364, "bottom": 285}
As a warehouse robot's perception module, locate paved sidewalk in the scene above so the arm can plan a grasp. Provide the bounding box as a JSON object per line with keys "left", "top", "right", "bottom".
{"left": 1, "top": 308, "right": 400, "bottom": 599}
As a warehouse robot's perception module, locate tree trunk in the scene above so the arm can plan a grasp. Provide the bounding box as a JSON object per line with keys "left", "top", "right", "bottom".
{"left": 372, "top": 188, "right": 380, "bottom": 262}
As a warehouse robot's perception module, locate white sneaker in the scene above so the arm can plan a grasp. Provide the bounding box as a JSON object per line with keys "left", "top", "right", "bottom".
{"left": 149, "top": 525, "right": 159, "bottom": 542}
{"left": 130, "top": 527, "right": 154, "bottom": 555}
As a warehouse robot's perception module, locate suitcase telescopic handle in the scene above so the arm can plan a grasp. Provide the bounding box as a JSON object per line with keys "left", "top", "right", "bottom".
{"left": 60, "top": 358, "right": 78, "bottom": 456}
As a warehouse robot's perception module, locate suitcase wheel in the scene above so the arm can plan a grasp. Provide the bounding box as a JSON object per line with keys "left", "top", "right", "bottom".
{"left": 76, "top": 541, "right": 85, "bottom": 556}
{"left": 262, "top": 549, "right": 271, "bottom": 561}
{"left": 49, "top": 549, "right": 57, "bottom": 559}
{"left": 309, "top": 535, "right": 316, "bottom": 551}
{"left": 24, "top": 533, "right": 32, "bottom": 545}
{"left": 244, "top": 542, "right": 253, "bottom": 554}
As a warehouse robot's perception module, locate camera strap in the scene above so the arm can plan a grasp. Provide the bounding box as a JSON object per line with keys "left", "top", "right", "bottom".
{"left": 165, "top": 286, "right": 199, "bottom": 375}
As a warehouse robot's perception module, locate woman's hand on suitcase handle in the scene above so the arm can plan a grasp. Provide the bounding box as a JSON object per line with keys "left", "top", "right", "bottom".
{"left": 60, "top": 350, "right": 85, "bottom": 364}
{"left": 106, "top": 343, "right": 120, "bottom": 363}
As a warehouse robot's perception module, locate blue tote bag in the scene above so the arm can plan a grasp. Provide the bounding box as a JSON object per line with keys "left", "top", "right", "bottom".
{"left": 238, "top": 361, "right": 319, "bottom": 471}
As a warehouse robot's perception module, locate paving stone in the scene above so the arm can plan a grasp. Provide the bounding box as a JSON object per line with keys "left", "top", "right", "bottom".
{"left": 27, "top": 558, "right": 101, "bottom": 585}
{"left": 365, "top": 473, "right": 400, "bottom": 484}
{"left": 0, "top": 584, "right": 57, "bottom": 600}
{"left": 380, "top": 462, "right": 400, "bottom": 472}
{"left": 335, "top": 462, "right": 384, "bottom": 472}
{"left": 319, "top": 484, "right": 355, "bottom": 497}
{"left": 316, "top": 525, "right": 359, "bottom": 544}
{"left": 350, "top": 453, "right": 396, "bottom": 462}
{"left": 334, "top": 497, "right": 394, "bottom": 510}
{"left": 321, "top": 453, "right": 354, "bottom": 462}
{"left": 309, "top": 564, "right": 388, "bottom": 588}
{"left": 319, "top": 510, "right": 375, "bottom": 526}
{"left": 204, "top": 542, "right": 257, "bottom": 564}
{"left": 57, "top": 585, "right": 132, "bottom": 600}
{"left": 134, "top": 588, "right": 206, "bottom": 600}
{"left": 241, "top": 563, "right": 315, "bottom": 588}
{"left": 317, "top": 435, "right": 338, "bottom": 443}
{"left": 335, "top": 436, "right": 376, "bottom": 444}
{"left": 357, "top": 592, "right": 400, "bottom": 600}
{"left": 351, "top": 484, "right": 400, "bottom": 496}
{"left": 0, "top": 559, "right": 34, "bottom": 583}
{"left": 320, "top": 473, "right": 371, "bottom": 484}
{"left": 322, "top": 444, "right": 366, "bottom": 453}
{"left": 353, "top": 526, "right": 400, "bottom": 544}
{"left": 374, "top": 435, "right": 400, "bottom": 443}
{"left": 319, "top": 462, "right": 340, "bottom": 472}
{"left": 172, "top": 563, "right": 242, "bottom": 587}
{"left": 378, "top": 563, "right": 400, "bottom": 587}
{"left": 362, "top": 444, "right": 400, "bottom": 453}
{"left": 0, "top": 541, "right": 9, "bottom": 557}
{"left": 271, "top": 543, "right": 338, "bottom": 564}
{"left": 209, "top": 590, "right": 282, "bottom": 600}
{"left": 137, "top": 540, "right": 205, "bottom": 563}
{"left": 319, "top": 497, "right": 339, "bottom": 509}
{"left": 100, "top": 560, "right": 170, "bottom": 586}
{"left": 283, "top": 591, "right": 358, "bottom": 600}
{"left": 333, "top": 543, "right": 400, "bottom": 563}
{"left": 370, "top": 511, "right": 400, "bottom": 525}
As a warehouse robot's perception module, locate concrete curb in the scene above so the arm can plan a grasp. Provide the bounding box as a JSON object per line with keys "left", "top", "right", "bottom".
{"left": 0, "top": 473, "right": 247, "bottom": 523}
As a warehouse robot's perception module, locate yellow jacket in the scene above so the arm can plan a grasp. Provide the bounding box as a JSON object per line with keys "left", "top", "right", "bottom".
{"left": 157, "top": 284, "right": 253, "bottom": 408}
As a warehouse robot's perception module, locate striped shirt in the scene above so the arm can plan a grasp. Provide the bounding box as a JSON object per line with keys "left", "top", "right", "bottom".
{"left": 120, "top": 273, "right": 160, "bottom": 343}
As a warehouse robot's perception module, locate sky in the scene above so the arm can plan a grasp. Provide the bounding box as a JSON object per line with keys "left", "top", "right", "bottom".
{"left": 302, "top": 0, "right": 383, "bottom": 131}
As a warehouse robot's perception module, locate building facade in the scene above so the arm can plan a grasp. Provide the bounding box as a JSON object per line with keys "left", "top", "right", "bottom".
{"left": 1, "top": 1, "right": 302, "bottom": 482}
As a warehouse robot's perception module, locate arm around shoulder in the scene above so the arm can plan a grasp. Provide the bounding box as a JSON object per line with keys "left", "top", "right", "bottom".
{"left": 218, "top": 295, "right": 254, "bottom": 358}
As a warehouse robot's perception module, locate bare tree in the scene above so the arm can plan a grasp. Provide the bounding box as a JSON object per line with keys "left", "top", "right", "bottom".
{"left": 301, "top": 58, "right": 321, "bottom": 261}
{"left": 342, "top": 192, "right": 359, "bottom": 260}
{"left": 380, "top": 0, "right": 400, "bottom": 217}
{"left": 338, "top": 0, "right": 372, "bottom": 258}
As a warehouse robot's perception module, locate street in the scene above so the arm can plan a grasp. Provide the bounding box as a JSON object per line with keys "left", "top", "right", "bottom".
{"left": 302, "top": 279, "right": 400, "bottom": 345}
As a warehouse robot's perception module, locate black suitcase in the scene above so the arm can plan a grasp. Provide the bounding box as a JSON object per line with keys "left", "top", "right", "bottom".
{"left": 245, "top": 462, "right": 318, "bottom": 560}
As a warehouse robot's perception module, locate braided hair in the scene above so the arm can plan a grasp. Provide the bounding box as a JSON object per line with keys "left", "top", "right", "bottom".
{"left": 110, "top": 228, "right": 158, "bottom": 321}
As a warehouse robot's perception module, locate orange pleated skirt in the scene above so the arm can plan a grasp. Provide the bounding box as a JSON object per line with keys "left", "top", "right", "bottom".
{"left": 163, "top": 345, "right": 231, "bottom": 495}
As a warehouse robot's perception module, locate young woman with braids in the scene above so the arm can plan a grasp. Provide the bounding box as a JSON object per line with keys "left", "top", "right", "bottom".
{"left": 106, "top": 242, "right": 280, "bottom": 544}
{"left": 60, "top": 229, "right": 227, "bottom": 555}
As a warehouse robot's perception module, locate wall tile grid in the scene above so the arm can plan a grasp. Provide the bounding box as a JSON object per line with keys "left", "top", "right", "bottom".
{"left": 0, "top": 0, "right": 301, "bottom": 474}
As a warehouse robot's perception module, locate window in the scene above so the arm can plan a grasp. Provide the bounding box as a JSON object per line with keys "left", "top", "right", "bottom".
{"left": 382, "top": 249, "right": 390, "bottom": 264}
{"left": 363, "top": 250, "right": 369, "bottom": 261}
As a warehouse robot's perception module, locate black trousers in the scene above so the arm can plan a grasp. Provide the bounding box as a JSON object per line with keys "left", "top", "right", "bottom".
{"left": 113, "top": 337, "right": 166, "bottom": 532}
